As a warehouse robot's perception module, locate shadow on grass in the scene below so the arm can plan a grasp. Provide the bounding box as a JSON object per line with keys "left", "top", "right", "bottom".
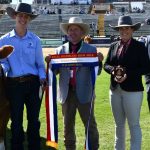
{"left": 5, "top": 128, "right": 56, "bottom": 150}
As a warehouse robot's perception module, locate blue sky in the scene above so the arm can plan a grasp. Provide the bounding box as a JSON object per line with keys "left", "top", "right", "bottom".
{"left": 11, "top": 0, "right": 32, "bottom": 4}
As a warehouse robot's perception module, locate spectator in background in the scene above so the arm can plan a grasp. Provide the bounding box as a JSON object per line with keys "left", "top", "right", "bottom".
{"left": 62, "top": 35, "right": 68, "bottom": 44}
{"left": 84, "top": 35, "right": 92, "bottom": 44}
{"left": 143, "top": 36, "right": 150, "bottom": 111}
{"left": 95, "top": 24, "right": 99, "bottom": 36}
{"left": 138, "top": 36, "right": 146, "bottom": 43}
{"left": 104, "top": 15, "right": 150, "bottom": 150}
{"left": 110, "top": 34, "right": 115, "bottom": 42}
{"left": 0, "top": 3, "right": 46, "bottom": 150}
{"left": 139, "top": 35, "right": 150, "bottom": 111}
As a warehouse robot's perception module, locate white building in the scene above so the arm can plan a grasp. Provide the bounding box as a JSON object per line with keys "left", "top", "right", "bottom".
{"left": 51, "top": 0, "right": 91, "bottom": 4}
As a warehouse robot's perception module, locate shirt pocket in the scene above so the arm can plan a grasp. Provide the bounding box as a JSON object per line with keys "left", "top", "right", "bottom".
{"left": 23, "top": 47, "right": 36, "bottom": 64}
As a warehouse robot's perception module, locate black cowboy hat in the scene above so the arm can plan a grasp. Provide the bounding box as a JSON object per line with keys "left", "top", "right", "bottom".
{"left": 109, "top": 15, "right": 141, "bottom": 31}
{"left": 6, "top": 3, "right": 38, "bottom": 20}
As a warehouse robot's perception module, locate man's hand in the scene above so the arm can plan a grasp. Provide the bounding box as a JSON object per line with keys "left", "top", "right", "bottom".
{"left": 45, "top": 55, "right": 51, "bottom": 63}
{"left": 40, "top": 78, "right": 47, "bottom": 91}
{"left": 97, "top": 52, "right": 104, "bottom": 62}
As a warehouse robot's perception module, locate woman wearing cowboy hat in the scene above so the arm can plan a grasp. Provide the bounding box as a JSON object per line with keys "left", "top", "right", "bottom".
{"left": 104, "top": 15, "right": 150, "bottom": 150}
{"left": 0, "top": 3, "right": 46, "bottom": 150}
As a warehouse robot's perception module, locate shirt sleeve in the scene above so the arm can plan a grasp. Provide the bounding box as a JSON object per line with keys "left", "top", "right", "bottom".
{"left": 35, "top": 37, "right": 46, "bottom": 79}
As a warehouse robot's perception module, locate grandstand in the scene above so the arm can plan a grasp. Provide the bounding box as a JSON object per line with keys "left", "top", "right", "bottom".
{"left": 0, "top": 2, "right": 150, "bottom": 39}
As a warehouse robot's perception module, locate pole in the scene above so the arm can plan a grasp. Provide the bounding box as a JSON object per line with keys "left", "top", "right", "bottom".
{"left": 129, "top": 0, "right": 131, "bottom": 13}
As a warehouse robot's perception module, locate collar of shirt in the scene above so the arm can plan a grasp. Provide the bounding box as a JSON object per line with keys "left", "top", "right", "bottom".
{"left": 120, "top": 39, "right": 131, "bottom": 47}
{"left": 118, "top": 39, "right": 131, "bottom": 51}
{"left": 9, "top": 29, "right": 33, "bottom": 39}
{"left": 69, "top": 40, "right": 82, "bottom": 53}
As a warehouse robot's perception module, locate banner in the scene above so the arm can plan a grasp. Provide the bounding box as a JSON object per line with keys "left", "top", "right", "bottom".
{"left": 45, "top": 53, "right": 99, "bottom": 149}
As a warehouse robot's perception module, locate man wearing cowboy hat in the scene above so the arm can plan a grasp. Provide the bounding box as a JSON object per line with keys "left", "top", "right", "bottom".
{"left": 45, "top": 16, "right": 103, "bottom": 150}
{"left": 0, "top": 3, "right": 46, "bottom": 150}
{"left": 104, "top": 15, "right": 150, "bottom": 150}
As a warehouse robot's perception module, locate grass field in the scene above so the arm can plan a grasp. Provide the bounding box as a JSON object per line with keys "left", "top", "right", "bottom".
{"left": 6, "top": 48, "right": 150, "bottom": 150}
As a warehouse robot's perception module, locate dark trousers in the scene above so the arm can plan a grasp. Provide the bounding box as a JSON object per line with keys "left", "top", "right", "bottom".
{"left": 6, "top": 77, "right": 41, "bottom": 150}
{"left": 62, "top": 89, "right": 99, "bottom": 150}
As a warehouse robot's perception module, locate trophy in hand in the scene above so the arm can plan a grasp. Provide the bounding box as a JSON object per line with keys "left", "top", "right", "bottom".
{"left": 113, "top": 65, "right": 126, "bottom": 82}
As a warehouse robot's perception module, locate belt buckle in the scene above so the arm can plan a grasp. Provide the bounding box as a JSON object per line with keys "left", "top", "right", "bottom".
{"left": 18, "top": 75, "right": 29, "bottom": 82}
{"left": 18, "top": 76, "right": 25, "bottom": 82}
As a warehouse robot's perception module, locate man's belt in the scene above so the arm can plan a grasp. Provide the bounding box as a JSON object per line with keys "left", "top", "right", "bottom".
{"left": 7, "top": 74, "right": 39, "bottom": 83}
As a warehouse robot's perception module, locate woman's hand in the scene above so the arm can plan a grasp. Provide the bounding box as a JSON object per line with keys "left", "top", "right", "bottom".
{"left": 113, "top": 65, "right": 127, "bottom": 83}
{"left": 114, "top": 73, "right": 127, "bottom": 83}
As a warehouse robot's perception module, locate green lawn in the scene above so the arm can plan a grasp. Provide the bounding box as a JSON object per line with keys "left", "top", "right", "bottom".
{"left": 6, "top": 70, "right": 150, "bottom": 149}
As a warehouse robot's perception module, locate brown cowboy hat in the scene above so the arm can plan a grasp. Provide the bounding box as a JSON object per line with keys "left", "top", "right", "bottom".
{"left": 60, "top": 17, "right": 90, "bottom": 36}
{"left": 0, "top": 45, "right": 14, "bottom": 59}
{"left": 109, "top": 15, "right": 141, "bottom": 31}
{"left": 6, "top": 3, "right": 38, "bottom": 20}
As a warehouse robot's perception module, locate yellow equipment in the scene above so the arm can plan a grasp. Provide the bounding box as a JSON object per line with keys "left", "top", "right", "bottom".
{"left": 91, "top": 3, "right": 113, "bottom": 36}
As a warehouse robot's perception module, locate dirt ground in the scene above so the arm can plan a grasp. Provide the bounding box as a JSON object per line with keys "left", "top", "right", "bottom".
{"left": 42, "top": 47, "right": 109, "bottom": 57}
